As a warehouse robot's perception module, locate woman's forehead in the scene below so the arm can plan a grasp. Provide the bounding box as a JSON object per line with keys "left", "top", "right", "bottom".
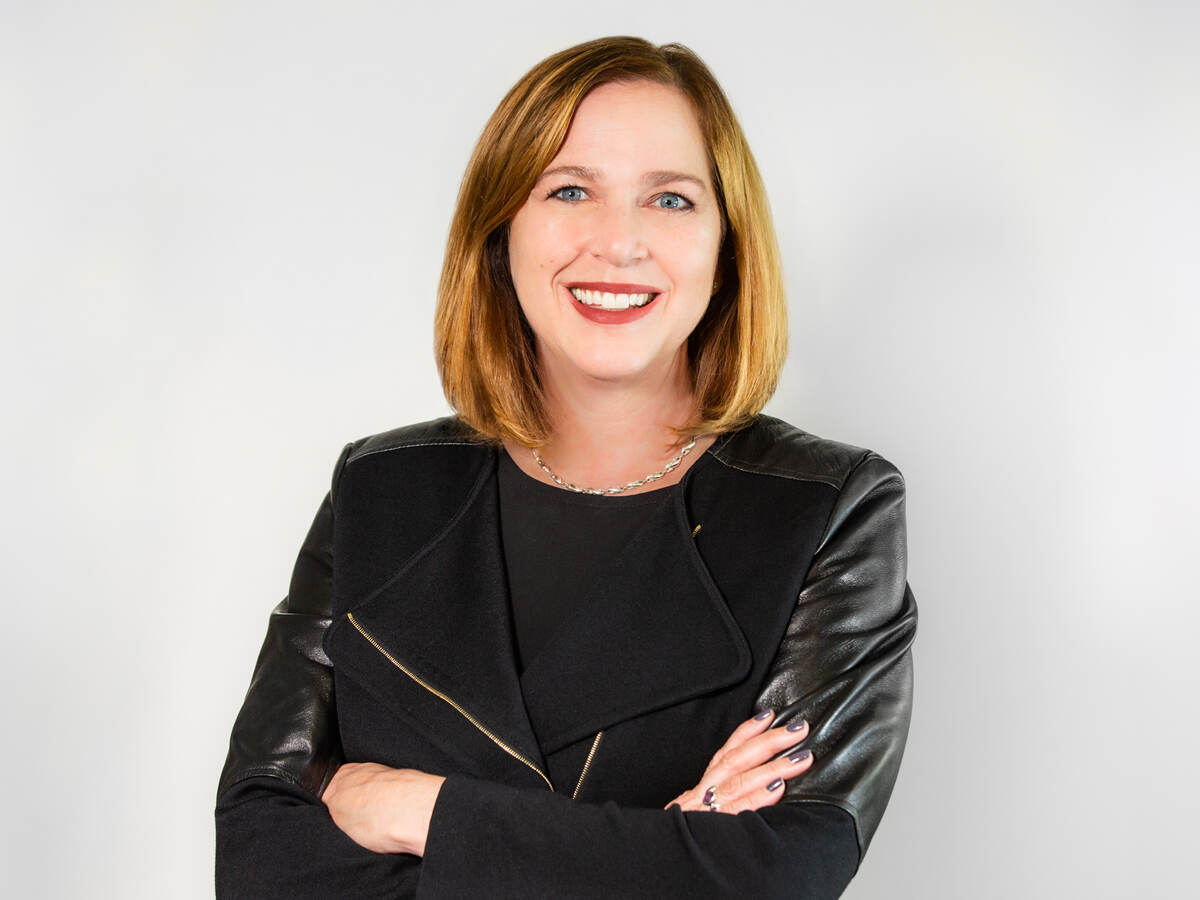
{"left": 544, "top": 82, "right": 711, "bottom": 186}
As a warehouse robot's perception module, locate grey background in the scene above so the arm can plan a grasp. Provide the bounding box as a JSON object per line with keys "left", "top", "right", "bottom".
{"left": 3, "top": 1, "right": 1195, "bottom": 897}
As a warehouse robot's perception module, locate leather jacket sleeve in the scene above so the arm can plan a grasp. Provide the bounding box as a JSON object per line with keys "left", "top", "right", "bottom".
{"left": 217, "top": 444, "right": 351, "bottom": 801}
{"left": 214, "top": 445, "right": 421, "bottom": 898}
{"left": 754, "top": 450, "right": 918, "bottom": 861}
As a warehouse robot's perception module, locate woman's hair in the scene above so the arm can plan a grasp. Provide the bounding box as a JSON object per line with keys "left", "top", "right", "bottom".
{"left": 434, "top": 36, "right": 787, "bottom": 446}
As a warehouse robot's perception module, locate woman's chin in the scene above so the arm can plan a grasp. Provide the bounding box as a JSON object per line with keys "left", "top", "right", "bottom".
{"left": 535, "top": 329, "right": 690, "bottom": 391}
{"left": 555, "top": 348, "right": 676, "bottom": 388}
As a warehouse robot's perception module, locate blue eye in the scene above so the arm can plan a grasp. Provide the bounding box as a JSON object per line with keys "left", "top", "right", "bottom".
{"left": 550, "top": 186, "right": 587, "bottom": 202}
{"left": 655, "top": 192, "right": 692, "bottom": 210}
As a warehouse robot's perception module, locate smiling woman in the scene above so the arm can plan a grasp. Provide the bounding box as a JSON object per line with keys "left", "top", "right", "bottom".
{"left": 216, "top": 36, "right": 916, "bottom": 899}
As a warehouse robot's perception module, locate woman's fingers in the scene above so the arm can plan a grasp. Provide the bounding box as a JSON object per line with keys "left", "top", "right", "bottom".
{"left": 700, "top": 744, "right": 814, "bottom": 815}
{"left": 666, "top": 714, "right": 814, "bottom": 813}
{"left": 704, "top": 716, "right": 810, "bottom": 789}
{"left": 708, "top": 708, "right": 777, "bottom": 760}
{"left": 668, "top": 743, "right": 815, "bottom": 813}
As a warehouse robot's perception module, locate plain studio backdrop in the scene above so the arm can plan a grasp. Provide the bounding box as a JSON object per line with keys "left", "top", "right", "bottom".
{"left": 2, "top": 1, "right": 1195, "bottom": 897}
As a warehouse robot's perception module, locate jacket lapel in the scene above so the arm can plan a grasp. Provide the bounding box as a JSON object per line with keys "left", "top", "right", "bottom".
{"left": 518, "top": 482, "right": 752, "bottom": 754}
{"left": 326, "top": 455, "right": 548, "bottom": 785}
{"left": 326, "top": 443, "right": 752, "bottom": 774}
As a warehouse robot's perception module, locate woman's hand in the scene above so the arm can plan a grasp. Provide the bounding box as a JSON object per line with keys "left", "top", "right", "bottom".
{"left": 666, "top": 710, "right": 814, "bottom": 814}
{"left": 322, "top": 763, "right": 445, "bottom": 856}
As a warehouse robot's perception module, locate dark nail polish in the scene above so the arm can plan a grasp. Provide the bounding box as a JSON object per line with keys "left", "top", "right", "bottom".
{"left": 766, "top": 778, "right": 784, "bottom": 791}
{"left": 788, "top": 749, "right": 811, "bottom": 763}
{"left": 753, "top": 709, "right": 773, "bottom": 721}
{"left": 786, "top": 719, "right": 808, "bottom": 732}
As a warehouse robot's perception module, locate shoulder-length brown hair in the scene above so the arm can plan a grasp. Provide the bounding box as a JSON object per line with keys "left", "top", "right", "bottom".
{"left": 434, "top": 36, "right": 787, "bottom": 447}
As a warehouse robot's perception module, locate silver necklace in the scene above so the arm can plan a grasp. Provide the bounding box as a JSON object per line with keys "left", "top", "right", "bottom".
{"left": 531, "top": 436, "right": 699, "bottom": 496}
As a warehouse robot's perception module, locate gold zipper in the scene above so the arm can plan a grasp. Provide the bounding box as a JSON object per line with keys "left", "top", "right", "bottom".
{"left": 572, "top": 730, "right": 604, "bottom": 799}
{"left": 346, "top": 611, "right": 553, "bottom": 790}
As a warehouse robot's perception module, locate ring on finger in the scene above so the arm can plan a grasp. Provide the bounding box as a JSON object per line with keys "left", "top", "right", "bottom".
{"left": 702, "top": 786, "right": 720, "bottom": 811}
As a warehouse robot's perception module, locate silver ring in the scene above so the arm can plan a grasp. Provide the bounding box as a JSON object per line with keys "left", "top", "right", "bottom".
{"left": 702, "top": 786, "right": 719, "bottom": 811}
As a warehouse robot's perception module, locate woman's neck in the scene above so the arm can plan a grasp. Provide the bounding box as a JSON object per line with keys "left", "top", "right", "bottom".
{"left": 503, "top": 349, "right": 715, "bottom": 494}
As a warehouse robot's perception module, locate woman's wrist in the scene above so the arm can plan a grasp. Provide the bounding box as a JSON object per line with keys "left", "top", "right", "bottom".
{"left": 393, "top": 771, "right": 446, "bottom": 857}
{"left": 323, "top": 763, "right": 446, "bottom": 856}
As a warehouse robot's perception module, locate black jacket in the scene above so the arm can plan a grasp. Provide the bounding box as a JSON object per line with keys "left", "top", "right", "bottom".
{"left": 216, "top": 415, "right": 917, "bottom": 898}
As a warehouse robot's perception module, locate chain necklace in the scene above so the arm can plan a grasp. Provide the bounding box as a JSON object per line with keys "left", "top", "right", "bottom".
{"left": 531, "top": 436, "right": 699, "bottom": 496}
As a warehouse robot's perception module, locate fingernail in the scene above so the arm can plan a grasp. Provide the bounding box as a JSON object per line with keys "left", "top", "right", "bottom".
{"left": 753, "top": 709, "right": 773, "bottom": 721}
{"left": 786, "top": 719, "right": 808, "bottom": 732}
{"left": 788, "top": 749, "right": 811, "bottom": 764}
{"left": 766, "top": 778, "right": 784, "bottom": 791}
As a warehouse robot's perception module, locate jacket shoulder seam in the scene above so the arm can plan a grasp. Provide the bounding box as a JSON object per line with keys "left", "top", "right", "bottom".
{"left": 707, "top": 454, "right": 846, "bottom": 488}
{"left": 340, "top": 416, "right": 488, "bottom": 467}
{"left": 347, "top": 439, "right": 482, "bottom": 466}
{"left": 708, "top": 415, "right": 874, "bottom": 489}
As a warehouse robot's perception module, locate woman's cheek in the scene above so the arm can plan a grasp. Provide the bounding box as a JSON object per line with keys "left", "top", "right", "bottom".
{"left": 668, "top": 230, "right": 720, "bottom": 291}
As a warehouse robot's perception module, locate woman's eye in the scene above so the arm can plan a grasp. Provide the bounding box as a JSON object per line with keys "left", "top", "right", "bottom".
{"left": 550, "top": 186, "right": 588, "bottom": 202}
{"left": 655, "top": 192, "right": 692, "bottom": 210}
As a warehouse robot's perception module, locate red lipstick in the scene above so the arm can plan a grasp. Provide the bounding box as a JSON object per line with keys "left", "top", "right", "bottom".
{"left": 561, "top": 282, "right": 663, "bottom": 325}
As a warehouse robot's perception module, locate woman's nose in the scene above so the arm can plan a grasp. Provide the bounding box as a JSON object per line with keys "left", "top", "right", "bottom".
{"left": 586, "top": 203, "right": 648, "bottom": 266}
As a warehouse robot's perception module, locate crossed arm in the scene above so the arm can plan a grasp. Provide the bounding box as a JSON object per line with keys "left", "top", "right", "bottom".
{"left": 216, "top": 729, "right": 857, "bottom": 900}
{"left": 215, "top": 606, "right": 853, "bottom": 899}
{"left": 320, "top": 707, "right": 817, "bottom": 856}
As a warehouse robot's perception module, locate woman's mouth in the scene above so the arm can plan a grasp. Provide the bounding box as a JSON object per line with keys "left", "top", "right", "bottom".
{"left": 562, "top": 282, "right": 663, "bottom": 324}
{"left": 568, "top": 287, "right": 658, "bottom": 310}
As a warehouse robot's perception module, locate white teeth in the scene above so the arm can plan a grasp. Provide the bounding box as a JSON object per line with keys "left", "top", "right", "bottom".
{"left": 568, "top": 288, "right": 656, "bottom": 309}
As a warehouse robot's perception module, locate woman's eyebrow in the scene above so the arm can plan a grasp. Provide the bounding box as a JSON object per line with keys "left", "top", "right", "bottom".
{"left": 643, "top": 170, "right": 708, "bottom": 193}
{"left": 536, "top": 165, "right": 708, "bottom": 193}
{"left": 536, "top": 165, "right": 601, "bottom": 184}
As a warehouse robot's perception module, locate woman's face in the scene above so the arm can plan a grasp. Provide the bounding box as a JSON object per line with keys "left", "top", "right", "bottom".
{"left": 507, "top": 80, "right": 724, "bottom": 389}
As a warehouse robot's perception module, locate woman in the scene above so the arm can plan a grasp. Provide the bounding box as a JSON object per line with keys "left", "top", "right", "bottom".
{"left": 216, "top": 36, "right": 916, "bottom": 899}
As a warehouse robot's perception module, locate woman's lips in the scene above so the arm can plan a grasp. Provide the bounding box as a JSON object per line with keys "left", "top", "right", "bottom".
{"left": 563, "top": 282, "right": 662, "bottom": 324}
